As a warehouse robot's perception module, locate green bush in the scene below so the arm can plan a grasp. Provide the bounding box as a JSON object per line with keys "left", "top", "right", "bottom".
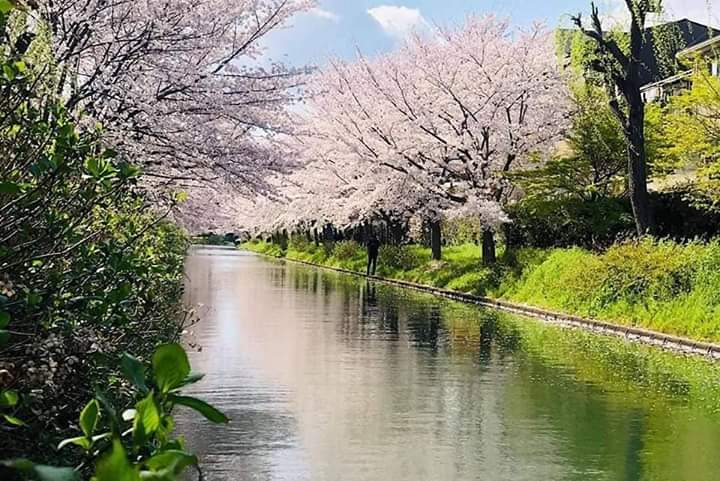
{"left": 504, "top": 239, "right": 720, "bottom": 340}
{"left": 378, "top": 245, "right": 422, "bottom": 271}
{"left": 0, "top": 4, "right": 191, "bottom": 467}
{"left": 333, "top": 240, "right": 362, "bottom": 261}
{"left": 195, "top": 233, "right": 230, "bottom": 245}
{"left": 506, "top": 197, "right": 634, "bottom": 249}
{"left": 289, "top": 233, "right": 315, "bottom": 253}
{"left": 3, "top": 344, "right": 227, "bottom": 481}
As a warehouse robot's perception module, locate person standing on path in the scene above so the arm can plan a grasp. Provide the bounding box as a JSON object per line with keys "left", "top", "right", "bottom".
{"left": 367, "top": 235, "right": 380, "bottom": 276}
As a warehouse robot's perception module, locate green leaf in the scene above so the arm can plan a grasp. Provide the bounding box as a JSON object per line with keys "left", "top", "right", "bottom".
{"left": 57, "top": 436, "right": 91, "bottom": 451}
{"left": 3, "top": 414, "right": 25, "bottom": 426}
{"left": 79, "top": 399, "right": 100, "bottom": 437}
{"left": 0, "top": 310, "right": 8, "bottom": 329}
{"left": 0, "top": 0, "right": 13, "bottom": 14}
{"left": 3, "top": 460, "right": 79, "bottom": 481}
{"left": 144, "top": 450, "right": 198, "bottom": 474}
{"left": 0, "top": 389, "right": 19, "bottom": 407}
{"left": 133, "top": 391, "right": 160, "bottom": 445}
{"left": 110, "top": 282, "right": 132, "bottom": 302}
{"left": 176, "top": 372, "right": 205, "bottom": 388}
{"left": 0, "top": 182, "right": 21, "bottom": 194}
{"left": 92, "top": 432, "right": 112, "bottom": 443}
{"left": 84, "top": 157, "right": 100, "bottom": 177}
{"left": 151, "top": 344, "right": 190, "bottom": 393}
{"left": 118, "top": 162, "right": 141, "bottom": 179}
{"left": 94, "top": 390, "right": 119, "bottom": 427}
{"left": 169, "top": 395, "right": 228, "bottom": 424}
{"left": 95, "top": 439, "right": 139, "bottom": 481}
{"left": 3, "top": 63, "right": 14, "bottom": 80}
{"left": 121, "top": 353, "right": 148, "bottom": 393}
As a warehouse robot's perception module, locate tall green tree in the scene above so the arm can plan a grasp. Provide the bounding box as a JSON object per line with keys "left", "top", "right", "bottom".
{"left": 510, "top": 84, "right": 627, "bottom": 202}
{"left": 572, "top": 0, "right": 661, "bottom": 235}
{"left": 652, "top": 70, "right": 720, "bottom": 209}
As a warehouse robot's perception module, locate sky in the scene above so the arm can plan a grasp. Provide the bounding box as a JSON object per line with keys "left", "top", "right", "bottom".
{"left": 261, "top": 0, "right": 720, "bottom": 66}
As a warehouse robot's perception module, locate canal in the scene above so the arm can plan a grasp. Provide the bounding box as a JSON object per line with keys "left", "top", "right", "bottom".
{"left": 179, "top": 246, "right": 720, "bottom": 481}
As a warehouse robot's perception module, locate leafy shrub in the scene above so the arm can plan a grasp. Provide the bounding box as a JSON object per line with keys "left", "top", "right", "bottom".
{"left": 289, "top": 234, "right": 314, "bottom": 253}
{"left": 3, "top": 344, "right": 227, "bottom": 481}
{"left": 504, "top": 239, "right": 720, "bottom": 340}
{"left": 378, "top": 245, "right": 421, "bottom": 271}
{"left": 333, "top": 240, "right": 362, "bottom": 261}
{"left": 0, "top": 3, "right": 191, "bottom": 466}
{"left": 195, "top": 233, "right": 230, "bottom": 245}
{"left": 506, "top": 197, "right": 634, "bottom": 249}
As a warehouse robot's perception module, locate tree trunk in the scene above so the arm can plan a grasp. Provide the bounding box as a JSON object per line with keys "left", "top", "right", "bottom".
{"left": 482, "top": 229, "right": 496, "bottom": 265}
{"left": 313, "top": 228, "right": 319, "bottom": 246}
{"left": 626, "top": 95, "right": 654, "bottom": 235}
{"left": 430, "top": 220, "right": 442, "bottom": 261}
{"left": 573, "top": 3, "right": 655, "bottom": 236}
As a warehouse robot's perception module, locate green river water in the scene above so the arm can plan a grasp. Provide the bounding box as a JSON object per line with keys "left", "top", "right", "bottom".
{"left": 179, "top": 246, "right": 720, "bottom": 481}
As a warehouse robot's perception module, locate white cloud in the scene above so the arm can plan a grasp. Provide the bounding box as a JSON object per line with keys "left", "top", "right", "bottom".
{"left": 367, "top": 5, "right": 430, "bottom": 39}
{"left": 308, "top": 7, "right": 340, "bottom": 22}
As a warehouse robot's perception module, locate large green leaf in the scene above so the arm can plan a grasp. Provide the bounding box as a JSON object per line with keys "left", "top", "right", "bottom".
{"left": 95, "top": 439, "right": 139, "bottom": 481}
{"left": 79, "top": 399, "right": 99, "bottom": 437}
{"left": 169, "top": 395, "right": 228, "bottom": 424}
{"left": 0, "top": 310, "right": 9, "bottom": 329}
{"left": 151, "top": 344, "right": 190, "bottom": 393}
{"left": 121, "top": 353, "right": 148, "bottom": 393}
{"left": 176, "top": 372, "right": 205, "bottom": 389}
{"left": 133, "top": 391, "right": 160, "bottom": 445}
{"left": 144, "top": 450, "right": 198, "bottom": 474}
{"left": 0, "top": 329, "right": 10, "bottom": 346}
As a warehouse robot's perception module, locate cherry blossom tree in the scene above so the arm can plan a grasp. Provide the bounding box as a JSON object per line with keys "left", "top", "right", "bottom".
{"left": 37, "top": 0, "right": 314, "bottom": 194}
{"left": 292, "top": 16, "right": 568, "bottom": 262}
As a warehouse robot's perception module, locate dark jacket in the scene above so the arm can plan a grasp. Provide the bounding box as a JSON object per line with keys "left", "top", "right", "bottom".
{"left": 367, "top": 238, "right": 380, "bottom": 256}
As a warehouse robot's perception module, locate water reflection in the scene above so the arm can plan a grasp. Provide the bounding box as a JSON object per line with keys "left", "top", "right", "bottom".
{"left": 178, "top": 247, "right": 720, "bottom": 481}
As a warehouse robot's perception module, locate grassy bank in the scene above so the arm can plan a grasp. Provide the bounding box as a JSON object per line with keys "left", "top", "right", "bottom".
{"left": 243, "top": 238, "right": 720, "bottom": 343}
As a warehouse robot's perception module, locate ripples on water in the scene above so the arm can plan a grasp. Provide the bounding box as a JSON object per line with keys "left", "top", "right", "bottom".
{"left": 177, "top": 247, "right": 720, "bottom": 481}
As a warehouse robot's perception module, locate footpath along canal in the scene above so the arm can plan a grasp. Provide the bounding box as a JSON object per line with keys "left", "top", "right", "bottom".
{"left": 177, "top": 246, "right": 720, "bottom": 481}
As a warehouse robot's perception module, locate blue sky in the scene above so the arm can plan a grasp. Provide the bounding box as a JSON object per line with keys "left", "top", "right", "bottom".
{"left": 262, "top": 0, "right": 720, "bottom": 66}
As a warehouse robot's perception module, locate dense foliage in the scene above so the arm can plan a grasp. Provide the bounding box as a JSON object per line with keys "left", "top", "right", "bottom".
{"left": 4, "top": 343, "right": 228, "bottom": 481}
{"left": 0, "top": 2, "right": 217, "bottom": 475}
{"left": 649, "top": 71, "right": 720, "bottom": 210}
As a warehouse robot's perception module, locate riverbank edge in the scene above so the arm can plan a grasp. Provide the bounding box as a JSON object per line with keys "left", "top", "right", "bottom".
{"left": 245, "top": 249, "right": 720, "bottom": 360}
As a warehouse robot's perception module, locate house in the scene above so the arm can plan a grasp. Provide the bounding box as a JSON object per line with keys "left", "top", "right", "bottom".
{"left": 640, "top": 21, "right": 720, "bottom": 103}
{"left": 558, "top": 19, "right": 717, "bottom": 102}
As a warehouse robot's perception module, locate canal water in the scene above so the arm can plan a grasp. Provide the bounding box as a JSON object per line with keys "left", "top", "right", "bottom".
{"left": 179, "top": 246, "right": 720, "bottom": 481}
